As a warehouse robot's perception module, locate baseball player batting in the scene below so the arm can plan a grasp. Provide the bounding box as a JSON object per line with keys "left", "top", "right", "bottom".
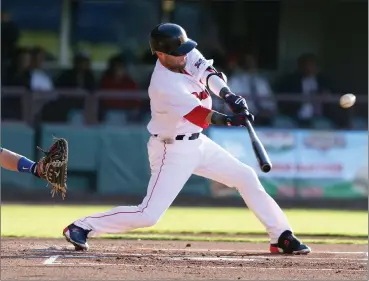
{"left": 63, "top": 23, "right": 311, "bottom": 255}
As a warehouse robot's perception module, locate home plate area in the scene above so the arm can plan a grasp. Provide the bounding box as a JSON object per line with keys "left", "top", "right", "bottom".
{"left": 2, "top": 238, "right": 367, "bottom": 280}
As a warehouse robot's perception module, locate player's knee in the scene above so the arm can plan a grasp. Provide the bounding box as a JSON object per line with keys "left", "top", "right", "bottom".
{"left": 138, "top": 212, "right": 160, "bottom": 228}
{"left": 236, "top": 164, "right": 263, "bottom": 188}
{"left": 244, "top": 165, "right": 259, "bottom": 180}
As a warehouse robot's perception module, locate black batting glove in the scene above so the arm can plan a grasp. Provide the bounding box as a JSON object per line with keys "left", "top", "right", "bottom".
{"left": 220, "top": 88, "right": 250, "bottom": 114}
{"left": 226, "top": 110, "right": 255, "bottom": 127}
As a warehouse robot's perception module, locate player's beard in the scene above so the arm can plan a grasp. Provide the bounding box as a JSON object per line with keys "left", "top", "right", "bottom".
{"left": 164, "top": 56, "right": 187, "bottom": 72}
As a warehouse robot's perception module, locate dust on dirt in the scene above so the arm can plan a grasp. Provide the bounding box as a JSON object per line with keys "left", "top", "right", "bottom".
{"left": 1, "top": 238, "right": 367, "bottom": 280}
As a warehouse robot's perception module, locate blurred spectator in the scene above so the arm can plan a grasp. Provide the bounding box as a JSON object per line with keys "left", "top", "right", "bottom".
{"left": 55, "top": 52, "right": 95, "bottom": 91}
{"left": 41, "top": 52, "right": 95, "bottom": 123}
{"left": 29, "top": 47, "right": 54, "bottom": 92}
{"left": 196, "top": 6, "right": 227, "bottom": 70}
{"left": 274, "top": 53, "right": 334, "bottom": 127}
{"left": 100, "top": 55, "right": 137, "bottom": 90}
{"left": 228, "top": 53, "right": 277, "bottom": 126}
{"left": 1, "top": 11, "right": 20, "bottom": 68}
{"left": 225, "top": 54, "right": 240, "bottom": 76}
{"left": 2, "top": 47, "right": 31, "bottom": 120}
{"left": 99, "top": 55, "right": 143, "bottom": 121}
{"left": 3, "top": 47, "right": 31, "bottom": 88}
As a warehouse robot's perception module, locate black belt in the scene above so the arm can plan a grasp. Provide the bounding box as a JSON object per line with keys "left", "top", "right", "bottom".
{"left": 153, "top": 133, "right": 200, "bottom": 140}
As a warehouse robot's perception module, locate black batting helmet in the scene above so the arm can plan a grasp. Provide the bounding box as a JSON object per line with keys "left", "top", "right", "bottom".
{"left": 149, "top": 23, "right": 197, "bottom": 56}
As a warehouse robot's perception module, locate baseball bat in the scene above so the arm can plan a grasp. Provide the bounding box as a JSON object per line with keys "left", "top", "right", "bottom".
{"left": 244, "top": 119, "right": 272, "bottom": 173}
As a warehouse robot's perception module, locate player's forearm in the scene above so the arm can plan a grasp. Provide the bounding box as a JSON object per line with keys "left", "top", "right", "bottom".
{"left": 206, "top": 110, "right": 229, "bottom": 125}
{"left": 201, "top": 69, "right": 231, "bottom": 99}
{"left": 0, "top": 148, "right": 39, "bottom": 175}
{"left": 202, "top": 68, "right": 251, "bottom": 114}
{"left": 0, "top": 148, "right": 22, "bottom": 171}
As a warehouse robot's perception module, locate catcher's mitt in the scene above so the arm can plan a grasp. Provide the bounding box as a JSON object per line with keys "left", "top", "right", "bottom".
{"left": 37, "top": 137, "right": 68, "bottom": 200}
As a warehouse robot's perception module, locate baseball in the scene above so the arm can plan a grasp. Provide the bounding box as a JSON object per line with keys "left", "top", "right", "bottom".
{"left": 339, "top": 93, "right": 356, "bottom": 108}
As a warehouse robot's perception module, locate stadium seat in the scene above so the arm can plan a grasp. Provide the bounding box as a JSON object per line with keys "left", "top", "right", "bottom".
{"left": 142, "top": 112, "right": 152, "bottom": 124}
{"left": 104, "top": 110, "right": 128, "bottom": 125}
{"left": 311, "top": 117, "right": 335, "bottom": 130}
{"left": 351, "top": 117, "right": 368, "bottom": 130}
{"left": 272, "top": 115, "right": 297, "bottom": 128}
{"left": 67, "top": 110, "right": 85, "bottom": 125}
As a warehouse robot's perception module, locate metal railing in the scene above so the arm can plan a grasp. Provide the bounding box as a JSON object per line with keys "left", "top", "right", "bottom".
{"left": 2, "top": 87, "right": 368, "bottom": 128}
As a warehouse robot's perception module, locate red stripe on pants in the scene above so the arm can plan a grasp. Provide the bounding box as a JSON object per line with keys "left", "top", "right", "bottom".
{"left": 81, "top": 143, "right": 167, "bottom": 221}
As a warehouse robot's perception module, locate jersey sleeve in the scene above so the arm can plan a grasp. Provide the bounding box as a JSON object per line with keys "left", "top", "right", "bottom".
{"left": 184, "top": 48, "right": 214, "bottom": 82}
{"left": 158, "top": 80, "right": 211, "bottom": 128}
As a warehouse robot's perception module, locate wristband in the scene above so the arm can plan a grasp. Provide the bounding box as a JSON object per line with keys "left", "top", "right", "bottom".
{"left": 219, "top": 87, "right": 233, "bottom": 99}
{"left": 210, "top": 111, "right": 230, "bottom": 125}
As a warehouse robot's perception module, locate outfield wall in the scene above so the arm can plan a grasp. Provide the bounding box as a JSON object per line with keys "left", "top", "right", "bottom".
{"left": 1, "top": 123, "right": 367, "bottom": 204}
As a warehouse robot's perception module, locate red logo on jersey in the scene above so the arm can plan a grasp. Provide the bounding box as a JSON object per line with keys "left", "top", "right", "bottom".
{"left": 192, "top": 90, "right": 209, "bottom": 100}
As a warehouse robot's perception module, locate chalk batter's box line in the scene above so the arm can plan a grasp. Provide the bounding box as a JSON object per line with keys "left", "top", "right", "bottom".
{"left": 43, "top": 261, "right": 368, "bottom": 272}
{"left": 34, "top": 247, "right": 369, "bottom": 256}
{"left": 42, "top": 252, "right": 368, "bottom": 267}
{"left": 43, "top": 254, "right": 368, "bottom": 262}
{"left": 138, "top": 247, "right": 369, "bottom": 255}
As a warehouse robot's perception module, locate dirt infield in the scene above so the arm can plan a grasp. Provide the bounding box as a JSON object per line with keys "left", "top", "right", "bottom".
{"left": 1, "top": 238, "right": 367, "bottom": 280}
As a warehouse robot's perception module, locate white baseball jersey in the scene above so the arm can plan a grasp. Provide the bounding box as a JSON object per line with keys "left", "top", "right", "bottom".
{"left": 147, "top": 48, "right": 214, "bottom": 137}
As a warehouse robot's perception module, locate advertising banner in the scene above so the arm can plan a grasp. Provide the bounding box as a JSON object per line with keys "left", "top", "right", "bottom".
{"left": 208, "top": 128, "right": 368, "bottom": 199}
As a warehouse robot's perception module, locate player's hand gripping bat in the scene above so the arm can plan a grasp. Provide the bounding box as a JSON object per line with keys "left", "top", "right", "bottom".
{"left": 244, "top": 119, "right": 272, "bottom": 173}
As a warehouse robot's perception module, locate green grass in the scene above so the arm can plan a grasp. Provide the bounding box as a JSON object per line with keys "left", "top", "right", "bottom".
{"left": 1, "top": 205, "right": 368, "bottom": 242}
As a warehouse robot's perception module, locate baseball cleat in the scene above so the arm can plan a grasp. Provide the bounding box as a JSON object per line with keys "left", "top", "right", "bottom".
{"left": 63, "top": 224, "right": 90, "bottom": 251}
{"left": 270, "top": 230, "right": 311, "bottom": 254}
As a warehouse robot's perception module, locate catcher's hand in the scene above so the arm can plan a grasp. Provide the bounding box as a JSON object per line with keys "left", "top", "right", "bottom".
{"left": 37, "top": 137, "right": 68, "bottom": 200}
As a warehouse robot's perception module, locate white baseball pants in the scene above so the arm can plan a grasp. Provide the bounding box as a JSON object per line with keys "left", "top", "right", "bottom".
{"left": 74, "top": 134, "right": 292, "bottom": 243}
